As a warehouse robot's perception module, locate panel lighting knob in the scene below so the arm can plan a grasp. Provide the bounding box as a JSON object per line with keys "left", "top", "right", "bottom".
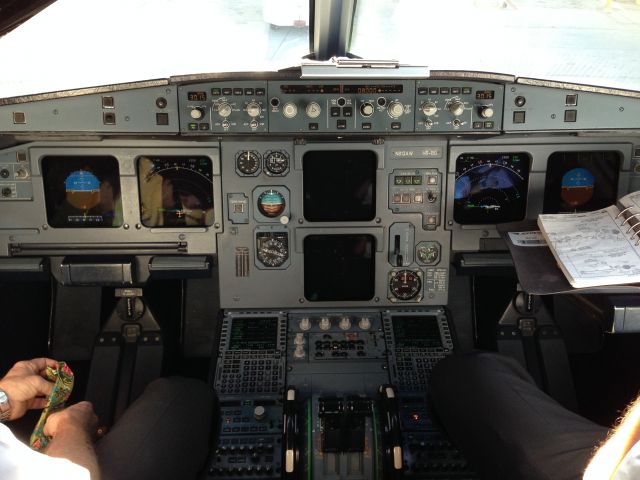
{"left": 299, "top": 317, "right": 311, "bottom": 331}
{"left": 319, "top": 317, "right": 331, "bottom": 331}
{"left": 339, "top": 317, "right": 351, "bottom": 330}
{"left": 448, "top": 101, "right": 465, "bottom": 117}
{"left": 294, "top": 345, "right": 306, "bottom": 359}
{"left": 254, "top": 405, "right": 267, "bottom": 421}
{"left": 190, "top": 107, "right": 205, "bottom": 120}
{"left": 421, "top": 102, "right": 437, "bottom": 116}
{"left": 218, "top": 102, "right": 232, "bottom": 118}
{"left": 387, "top": 101, "right": 405, "bottom": 119}
{"left": 246, "top": 102, "right": 261, "bottom": 117}
{"left": 15, "top": 168, "right": 29, "bottom": 179}
{"left": 478, "top": 105, "right": 494, "bottom": 119}
{"left": 282, "top": 102, "right": 298, "bottom": 119}
{"left": 358, "top": 317, "right": 371, "bottom": 330}
{"left": 305, "top": 102, "right": 321, "bottom": 118}
{"left": 294, "top": 333, "right": 305, "bottom": 346}
{"left": 360, "top": 102, "right": 375, "bottom": 117}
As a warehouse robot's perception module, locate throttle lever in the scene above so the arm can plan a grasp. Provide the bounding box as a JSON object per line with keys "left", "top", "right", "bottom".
{"left": 378, "top": 385, "right": 403, "bottom": 478}
{"left": 283, "top": 388, "right": 299, "bottom": 477}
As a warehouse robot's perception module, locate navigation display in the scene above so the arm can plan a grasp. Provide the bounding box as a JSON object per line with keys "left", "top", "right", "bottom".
{"left": 392, "top": 315, "right": 443, "bottom": 349}
{"left": 138, "top": 156, "right": 214, "bottom": 227}
{"left": 303, "top": 151, "right": 377, "bottom": 222}
{"left": 543, "top": 151, "right": 620, "bottom": 213}
{"left": 229, "top": 317, "right": 279, "bottom": 350}
{"left": 454, "top": 152, "right": 530, "bottom": 224}
{"left": 304, "top": 234, "right": 375, "bottom": 301}
{"left": 42, "top": 156, "right": 123, "bottom": 228}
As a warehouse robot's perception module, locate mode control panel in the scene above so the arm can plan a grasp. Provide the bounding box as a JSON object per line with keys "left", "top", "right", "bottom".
{"left": 415, "top": 81, "right": 504, "bottom": 133}
{"left": 268, "top": 80, "right": 416, "bottom": 133}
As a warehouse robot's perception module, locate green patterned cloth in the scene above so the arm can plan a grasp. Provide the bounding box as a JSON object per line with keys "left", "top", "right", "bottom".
{"left": 29, "top": 361, "right": 74, "bottom": 451}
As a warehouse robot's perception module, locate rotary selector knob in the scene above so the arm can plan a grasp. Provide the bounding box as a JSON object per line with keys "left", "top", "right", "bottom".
{"left": 217, "top": 102, "right": 232, "bottom": 117}
{"left": 360, "top": 102, "right": 375, "bottom": 117}
{"left": 478, "top": 106, "right": 494, "bottom": 118}
{"left": 358, "top": 317, "right": 371, "bottom": 330}
{"left": 254, "top": 405, "right": 266, "bottom": 421}
{"left": 246, "top": 102, "right": 261, "bottom": 117}
{"left": 421, "top": 102, "right": 438, "bottom": 116}
{"left": 448, "top": 101, "right": 465, "bottom": 117}
{"left": 387, "top": 101, "right": 405, "bottom": 119}
{"left": 190, "top": 107, "right": 205, "bottom": 120}
{"left": 299, "top": 317, "right": 311, "bottom": 331}
{"left": 294, "top": 333, "right": 305, "bottom": 346}
{"left": 319, "top": 317, "right": 331, "bottom": 331}
{"left": 282, "top": 102, "right": 298, "bottom": 119}
{"left": 294, "top": 345, "right": 306, "bottom": 359}
{"left": 339, "top": 317, "right": 351, "bottom": 331}
{"left": 305, "top": 102, "right": 321, "bottom": 118}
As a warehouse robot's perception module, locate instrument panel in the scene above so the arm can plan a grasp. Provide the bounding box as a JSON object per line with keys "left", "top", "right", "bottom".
{"left": 0, "top": 73, "right": 638, "bottom": 303}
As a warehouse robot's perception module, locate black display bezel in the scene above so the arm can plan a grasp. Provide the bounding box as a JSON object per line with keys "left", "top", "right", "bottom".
{"left": 303, "top": 150, "right": 377, "bottom": 222}
{"left": 453, "top": 152, "right": 531, "bottom": 225}
{"left": 304, "top": 234, "right": 376, "bottom": 301}
{"left": 542, "top": 150, "right": 620, "bottom": 213}
{"left": 41, "top": 155, "right": 123, "bottom": 228}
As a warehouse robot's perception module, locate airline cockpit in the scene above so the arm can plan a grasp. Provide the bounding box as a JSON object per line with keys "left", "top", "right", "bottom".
{"left": 1, "top": 1, "right": 640, "bottom": 479}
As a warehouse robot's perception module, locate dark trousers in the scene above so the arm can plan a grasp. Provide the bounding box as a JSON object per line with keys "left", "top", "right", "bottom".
{"left": 96, "top": 377, "right": 217, "bottom": 480}
{"left": 429, "top": 352, "right": 609, "bottom": 480}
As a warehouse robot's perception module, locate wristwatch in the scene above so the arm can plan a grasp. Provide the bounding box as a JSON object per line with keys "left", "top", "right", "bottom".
{"left": 0, "top": 388, "right": 11, "bottom": 422}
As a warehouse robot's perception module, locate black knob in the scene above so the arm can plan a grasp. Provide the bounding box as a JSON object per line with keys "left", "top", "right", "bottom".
{"left": 0, "top": 169, "right": 9, "bottom": 178}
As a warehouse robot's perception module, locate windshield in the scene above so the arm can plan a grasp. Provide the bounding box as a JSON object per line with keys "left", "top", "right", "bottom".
{"left": 0, "top": 0, "right": 310, "bottom": 98}
{"left": 1, "top": 0, "right": 639, "bottom": 99}
{"left": 351, "top": 0, "right": 640, "bottom": 91}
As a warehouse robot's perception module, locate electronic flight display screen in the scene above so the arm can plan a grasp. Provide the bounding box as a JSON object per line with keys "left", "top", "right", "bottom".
{"left": 42, "top": 156, "right": 123, "bottom": 228}
{"left": 137, "top": 156, "right": 214, "bottom": 227}
{"left": 543, "top": 151, "right": 620, "bottom": 213}
{"left": 303, "top": 150, "right": 377, "bottom": 222}
{"left": 454, "top": 152, "right": 531, "bottom": 224}
{"left": 229, "top": 317, "right": 279, "bottom": 351}
{"left": 304, "top": 234, "right": 376, "bottom": 301}
{"left": 392, "top": 316, "right": 443, "bottom": 349}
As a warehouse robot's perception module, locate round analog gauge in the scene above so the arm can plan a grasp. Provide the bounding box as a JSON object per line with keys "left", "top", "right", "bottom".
{"left": 389, "top": 269, "right": 422, "bottom": 300}
{"left": 257, "top": 189, "right": 286, "bottom": 218}
{"left": 256, "top": 232, "right": 289, "bottom": 268}
{"left": 235, "top": 150, "right": 261, "bottom": 176}
{"left": 264, "top": 150, "right": 290, "bottom": 176}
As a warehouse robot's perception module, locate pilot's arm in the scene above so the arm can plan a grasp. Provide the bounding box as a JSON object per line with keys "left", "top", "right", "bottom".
{"left": 584, "top": 395, "right": 640, "bottom": 479}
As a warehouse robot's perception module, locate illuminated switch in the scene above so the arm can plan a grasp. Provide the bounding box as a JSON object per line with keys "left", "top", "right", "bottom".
{"left": 427, "top": 176, "right": 438, "bottom": 185}
{"left": 413, "top": 193, "right": 424, "bottom": 203}
{"left": 233, "top": 203, "right": 245, "bottom": 213}
{"left": 401, "top": 193, "right": 411, "bottom": 203}
{"left": 392, "top": 193, "right": 402, "bottom": 204}
{"left": 426, "top": 215, "right": 437, "bottom": 225}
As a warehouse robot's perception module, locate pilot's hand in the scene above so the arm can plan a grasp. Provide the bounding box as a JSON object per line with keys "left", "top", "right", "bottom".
{"left": 0, "top": 358, "right": 58, "bottom": 421}
{"left": 44, "top": 401, "right": 98, "bottom": 439}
